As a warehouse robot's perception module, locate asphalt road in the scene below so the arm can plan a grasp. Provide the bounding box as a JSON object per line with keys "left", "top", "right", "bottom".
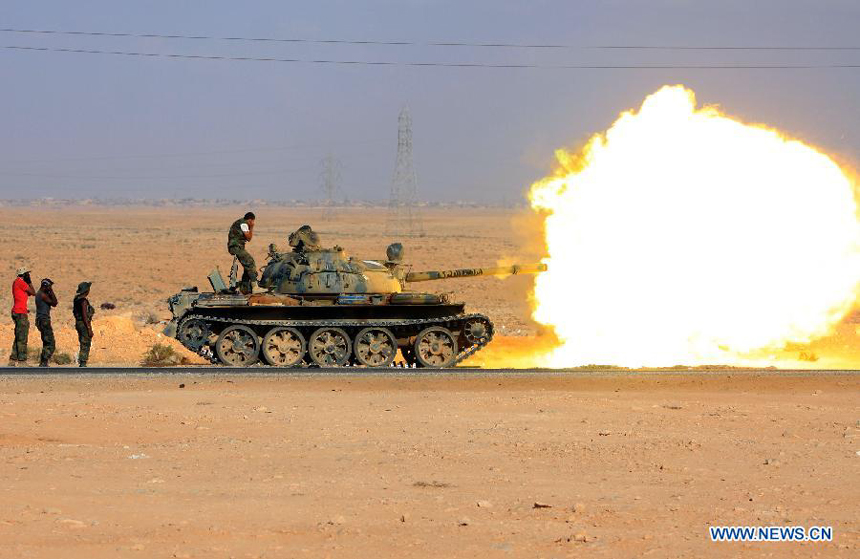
{"left": 1, "top": 366, "right": 857, "bottom": 377}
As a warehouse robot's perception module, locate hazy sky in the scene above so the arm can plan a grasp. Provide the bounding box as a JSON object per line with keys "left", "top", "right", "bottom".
{"left": 1, "top": 0, "right": 858, "bottom": 202}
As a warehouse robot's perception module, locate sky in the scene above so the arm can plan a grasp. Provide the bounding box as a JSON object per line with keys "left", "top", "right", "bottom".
{"left": 1, "top": 0, "right": 858, "bottom": 203}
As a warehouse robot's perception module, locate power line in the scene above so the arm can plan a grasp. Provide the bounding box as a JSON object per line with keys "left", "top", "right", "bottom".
{"left": 2, "top": 27, "right": 858, "bottom": 51}
{"left": 3, "top": 44, "right": 858, "bottom": 69}
{"left": 2, "top": 138, "right": 387, "bottom": 165}
{"left": 0, "top": 168, "right": 309, "bottom": 180}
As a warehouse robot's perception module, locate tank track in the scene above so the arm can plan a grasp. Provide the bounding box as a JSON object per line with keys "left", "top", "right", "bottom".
{"left": 176, "top": 313, "right": 494, "bottom": 367}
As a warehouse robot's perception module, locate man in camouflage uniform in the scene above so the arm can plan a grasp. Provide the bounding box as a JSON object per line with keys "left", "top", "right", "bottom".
{"left": 227, "top": 212, "right": 259, "bottom": 293}
{"left": 72, "top": 281, "right": 94, "bottom": 367}
{"left": 35, "top": 278, "right": 58, "bottom": 367}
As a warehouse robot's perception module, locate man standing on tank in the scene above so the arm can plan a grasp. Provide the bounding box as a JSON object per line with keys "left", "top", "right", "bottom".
{"left": 227, "top": 211, "right": 259, "bottom": 293}
{"left": 35, "top": 278, "right": 58, "bottom": 367}
{"left": 9, "top": 267, "right": 36, "bottom": 366}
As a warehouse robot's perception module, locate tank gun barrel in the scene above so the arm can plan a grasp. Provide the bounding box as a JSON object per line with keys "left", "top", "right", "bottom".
{"left": 404, "top": 263, "right": 547, "bottom": 283}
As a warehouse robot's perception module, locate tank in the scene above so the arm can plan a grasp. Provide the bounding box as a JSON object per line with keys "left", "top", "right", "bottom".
{"left": 165, "top": 228, "right": 546, "bottom": 368}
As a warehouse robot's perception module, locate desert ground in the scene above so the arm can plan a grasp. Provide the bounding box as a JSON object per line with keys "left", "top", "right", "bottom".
{"left": 0, "top": 371, "right": 857, "bottom": 558}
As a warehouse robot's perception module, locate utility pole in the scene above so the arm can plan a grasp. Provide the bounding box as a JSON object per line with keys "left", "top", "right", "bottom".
{"left": 386, "top": 107, "right": 424, "bottom": 237}
{"left": 319, "top": 153, "right": 343, "bottom": 220}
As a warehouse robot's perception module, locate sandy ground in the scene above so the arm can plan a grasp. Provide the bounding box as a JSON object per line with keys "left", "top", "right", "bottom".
{"left": 0, "top": 371, "right": 857, "bottom": 558}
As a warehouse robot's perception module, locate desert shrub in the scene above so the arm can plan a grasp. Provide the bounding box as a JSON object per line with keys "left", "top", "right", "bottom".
{"left": 52, "top": 352, "right": 74, "bottom": 365}
{"left": 136, "top": 310, "right": 161, "bottom": 325}
{"left": 141, "top": 343, "right": 188, "bottom": 367}
{"left": 26, "top": 348, "right": 75, "bottom": 365}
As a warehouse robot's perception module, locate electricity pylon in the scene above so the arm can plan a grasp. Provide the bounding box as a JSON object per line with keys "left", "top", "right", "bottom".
{"left": 319, "top": 154, "right": 344, "bottom": 220}
{"left": 386, "top": 107, "right": 424, "bottom": 237}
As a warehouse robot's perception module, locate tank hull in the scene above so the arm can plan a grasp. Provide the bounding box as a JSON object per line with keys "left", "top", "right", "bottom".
{"left": 167, "top": 291, "right": 493, "bottom": 369}
{"left": 186, "top": 302, "right": 466, "bottom": 321}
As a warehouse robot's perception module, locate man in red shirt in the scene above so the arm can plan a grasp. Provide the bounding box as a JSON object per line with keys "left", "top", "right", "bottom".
{"left": 10, "top": 266, "right": 36, "bottom": 366}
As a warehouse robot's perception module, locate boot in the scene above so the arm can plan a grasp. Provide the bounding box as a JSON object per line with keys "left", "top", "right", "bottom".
{"left": 39, "top": 360, "right": 49, "bottom": 367}
{"left": 251, "top": 282, "right": 268, "bottom": 294}
{"left": 6, "top": 360, "right": 17, "bottom": 367}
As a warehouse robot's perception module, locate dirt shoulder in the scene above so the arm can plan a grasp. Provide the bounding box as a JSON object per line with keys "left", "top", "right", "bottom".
{"left": 0, "top": 372, "right": 857, "bottom": 558}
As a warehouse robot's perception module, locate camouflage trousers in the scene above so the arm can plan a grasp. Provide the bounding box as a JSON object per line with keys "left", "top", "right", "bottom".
{"left": 229, "top": 246, "right": 257, "bottom": 292}
{"left": 10, "top": 313, "right": 29, "bottom": 362}
{"left": 35, "top": 317, "right": 55, "bottom": 365}
{"left": 75, "top": 320, "right": 92, "bottom": 366}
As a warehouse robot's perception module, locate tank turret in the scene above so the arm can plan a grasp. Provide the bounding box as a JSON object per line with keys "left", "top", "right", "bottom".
{"left": 257, "top": 240, "right": 545, "bottom": 296}
{"left": 165, "top": 228, "right": 546, "bottom": 369}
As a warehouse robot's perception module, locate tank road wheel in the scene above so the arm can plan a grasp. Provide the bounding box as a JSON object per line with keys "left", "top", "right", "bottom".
{"left": 215, "top": 325, "right": 260, "bottom": 367}
{"left": 354, "top": 327, "right": 397, "bottom": 368}
{"left": 178, "top": 318, "right": 211, "bottom": 351}
{"left": 261, "top": 327, "right": 306, "bottom": 367}
{"left": 414, "top": 327, "right": 459, "bottom": 368}
{"left": 308, "top": 327, "right": 352, "bottom": 367}
{"left": 462, "top": 317, "right": 491, "bottom": 346}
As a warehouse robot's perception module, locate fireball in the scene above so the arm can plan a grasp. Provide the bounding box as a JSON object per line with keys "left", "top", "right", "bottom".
{"left": 530, "top": 85, "right": 860, "bottom": 367}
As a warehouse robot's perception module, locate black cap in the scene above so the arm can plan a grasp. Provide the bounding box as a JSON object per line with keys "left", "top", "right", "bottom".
{"left": 244, "top": 211, "right": 256, "bottom": 220}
